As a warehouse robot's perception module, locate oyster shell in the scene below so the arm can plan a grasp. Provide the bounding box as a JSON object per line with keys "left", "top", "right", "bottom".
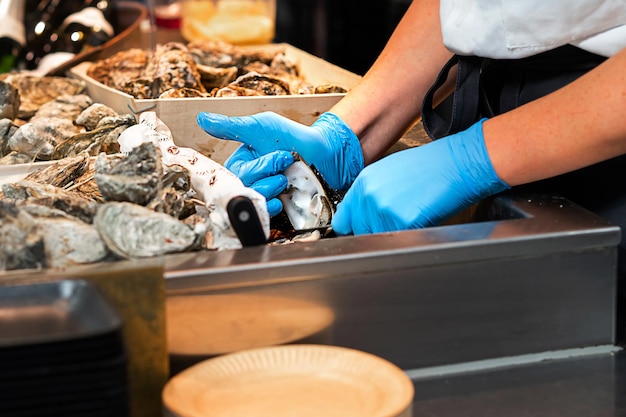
{"left": 212, "top": 71, "right": 290, "bottom": 97}
{"left": 75, "top": 103, "right": 120, "bottom": 131}
{"left": 0, "top": 118, "right": 19, "bottom": 157}
{"left": 0, "top": 80, "right": 20, "bottom": 120}
{"left": 0, "top": 151, "right": 32, "bottom": 165}
{"left": 51, "top": 114, "right": 135, "bottom": 159}
{"left": 0, "top": 200, "right": 45, "bottom": 271}
{"left": 38, "top": 216, "right": 110, "bottom": 268}
{"left": 278, "top": 155, "right": 344, "bottom": 231}
{"left": 22, "top": 152, "right": 90, "bottom": 188}
{"left": 8, "top": 117, "right": 80, "bottom": 160}
{"left": 94, "top": 202, "right": 202, "bottom": 259}
{"left": 0, "top": 201, "right": 109, "bottom": 269}
{"left": 94, "top": 141, "right": 162, "bottom": 205}
{"left": 145, "top": 43, "right": 207, "bottom": 97}
{"left": 195, "top": 63, "right": 238, "bottom": 90}
{"left": 0, "top": 74, "right": 86, "bottom": 120}
{"left": 2, "top": 180, "right": 99, "bottom": 224}
{"left": 85, "top": 40, "right": 348, "bottom": 100}
{"left": 30, "top": 94, "right": 93, "bottom": 121}
{"left": 85, "top": 48, "right": 148, "bottom": 93}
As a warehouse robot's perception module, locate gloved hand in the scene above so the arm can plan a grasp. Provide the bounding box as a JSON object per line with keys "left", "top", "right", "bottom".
{"left": 197, "top": 111, "right": 364, "bottom": 216}
{"left": 331, "top": 119, "right": 510, "bottom": 235}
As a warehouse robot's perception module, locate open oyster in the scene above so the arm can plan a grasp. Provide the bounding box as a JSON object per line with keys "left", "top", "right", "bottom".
{"left": 278, "top": 155, "right": 344, "bottom": 231}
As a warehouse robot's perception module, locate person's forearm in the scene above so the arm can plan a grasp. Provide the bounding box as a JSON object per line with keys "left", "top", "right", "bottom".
{"left": 484, "top": 47, "right": 626, "bottom": 186}
{"left": 330, "top": 0, "right": 453, "bottom": 165}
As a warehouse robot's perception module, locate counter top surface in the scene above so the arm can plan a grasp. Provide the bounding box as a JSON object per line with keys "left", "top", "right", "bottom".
{"left": 410, "top": 347, "right": 626, "bottom": 416}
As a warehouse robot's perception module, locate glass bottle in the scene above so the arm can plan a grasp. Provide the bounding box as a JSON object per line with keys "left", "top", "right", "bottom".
{"left": 21, "top": 0, "right": 65, "bottom": 70}
{"left": 0, "top": 0, "right": 25, "bottom": 73}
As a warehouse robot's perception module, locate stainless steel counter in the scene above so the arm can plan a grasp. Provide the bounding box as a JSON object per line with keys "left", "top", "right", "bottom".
{"left": 163, "top": 192, "right": 621, "bottom": 370}
{"left": 409, "top": 347, "right": 626, "bottom": 417}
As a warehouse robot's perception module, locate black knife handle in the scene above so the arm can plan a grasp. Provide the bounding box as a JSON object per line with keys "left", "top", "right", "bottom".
{"left": 227, "top": 196, "right": 267, "bottom": 246}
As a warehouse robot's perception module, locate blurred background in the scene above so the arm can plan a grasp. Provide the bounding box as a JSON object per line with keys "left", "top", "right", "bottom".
{"left": 130, "top": 0, "right": 412, "bottom": 75}
{"left": 273, "top": 0, "right": 411, "bottom": 75}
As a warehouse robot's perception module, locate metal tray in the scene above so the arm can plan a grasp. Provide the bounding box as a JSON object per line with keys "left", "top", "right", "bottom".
{"left": 0, "top": 279, "right": 121, "bottom": 347}
{"left": 162, "top": 192, "right": 621, "bottom": 370}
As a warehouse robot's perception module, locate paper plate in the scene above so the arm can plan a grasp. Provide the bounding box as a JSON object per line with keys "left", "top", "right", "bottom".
{"left": 0, "top": 160, "right": 57, "bottom": 187}
{"left": 166, "top": 294, "right": 335, "bottom": 356}
{"left": 163, "top": 344, "right": 414, "bottom": 417}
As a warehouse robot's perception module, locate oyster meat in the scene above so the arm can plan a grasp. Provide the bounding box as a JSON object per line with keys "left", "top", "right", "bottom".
{"left": 278, "top": 155, "right": 343, "bottom": 231}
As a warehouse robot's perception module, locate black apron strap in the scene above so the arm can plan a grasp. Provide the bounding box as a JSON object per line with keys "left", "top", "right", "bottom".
{"left": 421, "top": 45, "right": 607, "bottom": 141}
{"left": 421, "top": 54, "right": 483, "bottom": 140}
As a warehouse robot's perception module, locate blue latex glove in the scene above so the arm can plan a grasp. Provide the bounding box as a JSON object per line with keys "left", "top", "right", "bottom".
{"left": 197, "top": 111, "right": 364, "bottom": 216}
{"left": 331, "top": 119, "right": 510, "bottom": 235}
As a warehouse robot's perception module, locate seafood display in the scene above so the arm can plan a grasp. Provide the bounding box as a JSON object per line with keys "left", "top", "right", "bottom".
{"left": 1, "top": 112, "right": 275, "bottom": 271}
{"left": 0, "top": 74, "right": 137, "bottom": 165}
{"left": 116, "top": 111, "right": 270, "bottom": 249}
{"left": 0, "top": 108, "right": 342, "bottom": 271}
{"left": 86, "top": 40, "right": 347, "bottom": 99}
{"left": 0, "top": 142, "right": 201, "bottom": 270}
{"left": 0, "top": 43, "right": 355, "bottom": 272}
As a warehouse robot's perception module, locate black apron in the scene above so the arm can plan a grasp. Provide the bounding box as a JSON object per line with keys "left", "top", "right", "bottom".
{"left": 421, "top": 45, "right": 626, "bottom": 343}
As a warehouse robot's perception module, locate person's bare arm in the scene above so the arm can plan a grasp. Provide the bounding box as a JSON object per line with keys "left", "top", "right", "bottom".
{"left": 329, "top": 0, "right": 454, "bottom": 165}
{"left": 484, "top": 46, "right": 626, "bottom": 186}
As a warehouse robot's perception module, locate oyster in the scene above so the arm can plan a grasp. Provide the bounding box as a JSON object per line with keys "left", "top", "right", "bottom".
{"left": 145, "top": 43, "right": 207, "bottom": 97}
{"left": 0, "top": 201, "right": 109, "bottom": 269}
{"left": 22, "top": 152, "right": 90, "bottom": 188}
{"left": 94, "top": 202, "right": 202, "bottom": 259}
{"left": 0, "top": 80, "right": 20, "bottom": 120}
{"left": 2, "top": 180, "right": 99, "bottom": 224}
{"left": 51, "top": 114, "right": 135, "bottom": 159}
{"left": 313, "top": 84, "right": 348, "bottom": 94}
{"left": 212, "top": 71, "right": 290, "bottom": 97}
{"left": 0, "top": 74, "right": 86, "bottom": 120}
{"left": 86, "top": 48, "right": 149, "bottom": 93}
{"left": 75, "top": 103, "right": 120, "bottom": 131}
{"left": 158, "top": 87, "right": 208, "bottom": 99}
{"left": 0, "top": 118, "right": 19, "bottom": 157}
{"left": 195, "top": 63, "right": 238, "bottom": 90}
{"left": 0, "top": 200, "right": 45, "bottom": 271}
{"left": 85, "top": 40, "right": 349, "bottom": 100}
{"left": 39, "top": 217, "right": 110, "bottom": 268}
{"left": 30, "top": 94, "right": 93, "bottom": 121}
{"left": 94, "top": 141, "right": 162, "bottom": 205}
{"left": 8, "top": 117, "right": 79, "bottom": 160}
{"left": 278, "top": 155, "right": 344, "bottom": 231}
{"left": 0, "top": 151, "right": 32, "bottom": 165}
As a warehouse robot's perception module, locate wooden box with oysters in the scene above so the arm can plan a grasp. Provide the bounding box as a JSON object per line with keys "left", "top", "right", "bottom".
{"left": 0, "top": 41, "right": 360, "bottom": 273}
{"left": 69, "top": 40, "right": 361, "bottom": 164}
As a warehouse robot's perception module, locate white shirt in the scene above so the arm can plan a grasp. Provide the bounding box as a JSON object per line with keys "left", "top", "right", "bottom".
{"left": 440, "top": 0, "right": 626, "bottom": 58}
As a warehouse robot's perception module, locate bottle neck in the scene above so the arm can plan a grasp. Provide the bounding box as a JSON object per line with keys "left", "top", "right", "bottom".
{"left": 0, "top": 0, "right": 26, "bottom": 47}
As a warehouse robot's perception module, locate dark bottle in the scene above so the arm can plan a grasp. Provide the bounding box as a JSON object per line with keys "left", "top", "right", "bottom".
{"left": 21, "top": 0, "right": 65, "bottom": 70}
{"left": 51, "top": 7, "right": 115, "bottom": 55}
{"left": 57, "top": 0, "right": 118, "bottom": 28}
{"left": 21, "top": 0, "right": 117, "bottom": 72}
{"left": 0, "top": 0, "right": 26, "bottom": 73}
